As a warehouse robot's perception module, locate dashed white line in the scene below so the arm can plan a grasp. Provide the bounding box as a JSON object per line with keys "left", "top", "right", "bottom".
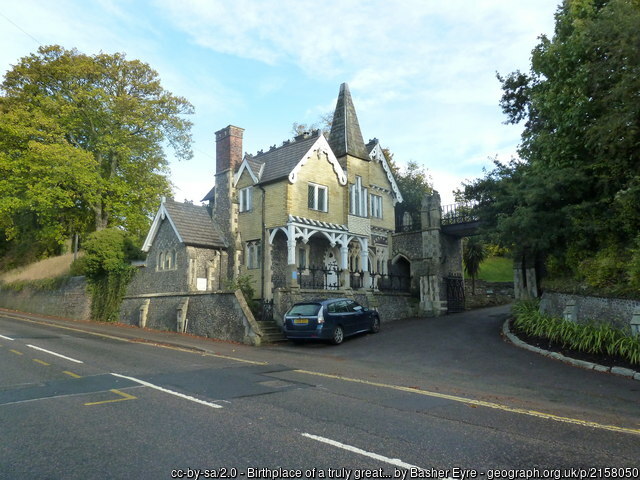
{"left": 26, "top": 344, "right": 84, "bottom": 363}
{"left": 0, "top": 334, "right": 14, "bottom": 341}
{"left": 110, "top": 373, "right": 223, "bottom": 409}
{"left": 301, "top": 433, "right": 432, "bottom": 473}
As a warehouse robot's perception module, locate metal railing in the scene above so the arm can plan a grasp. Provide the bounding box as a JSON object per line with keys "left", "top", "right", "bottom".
{"left": 297, "top": 265, "right": 340, "bottom": 290}
{"left": 441, "top": 202, "right": 479, "bottom": 226}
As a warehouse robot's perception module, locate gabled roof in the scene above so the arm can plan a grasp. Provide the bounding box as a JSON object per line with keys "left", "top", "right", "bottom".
{"left": 231, "top": 130, "right": 346, "bottom": 187}
{"left": 328, "top": 83, "right": 369, "bottom": 161}
{"left": 366, "top": 138, "right": 404, "bottom": 204}
{"left": 142, "top": 198, "right": 226, "bottom": 252}
{"left": 201, "top": 186, "right": 215, "bottom": 202}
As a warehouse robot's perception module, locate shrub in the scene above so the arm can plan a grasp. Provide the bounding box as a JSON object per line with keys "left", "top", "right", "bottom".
{"left": 82, "top": 229, "right": 142, "bottom": 322}
{"left": 512, "top": 300, "right": 640, "bottom": 366}
{"left": 226, "top": 274, "right": 260, "bottom": 317}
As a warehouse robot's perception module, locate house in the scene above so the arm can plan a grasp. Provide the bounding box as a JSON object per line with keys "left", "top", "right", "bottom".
{"left": 124, "top": 83, "right": 430, "bottom": 342}
{"left": 122, "top": 83, "right": 482, "bottom": 343}
{"left": 204, "top": 83, "right": 405, "bottom": 300}
{"left": 140, "top": 197, "right": 227, "bottom": 293}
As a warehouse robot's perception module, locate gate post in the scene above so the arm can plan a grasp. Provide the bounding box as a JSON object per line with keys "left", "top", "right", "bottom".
{"left": 420, "top": 275, "right": 446, "bottom": 316}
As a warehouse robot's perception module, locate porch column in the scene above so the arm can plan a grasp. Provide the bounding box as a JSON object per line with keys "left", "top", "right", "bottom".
{"left": 339, "top": 234, "right": 350, "bottom": 289}
{"left": 264, "top": 234, "right": 273, "bottom": 299}
{"left": 360, "top": 238, "right": 371, "bottom": 288}
{"left": 287, "top": 224, "right": 298, "bottom": 287}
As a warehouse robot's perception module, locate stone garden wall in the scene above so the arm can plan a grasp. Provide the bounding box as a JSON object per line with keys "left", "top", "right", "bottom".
{"left": 539, "top": 291, "right": 640, "bottom": 330}
{"left": 0, "top": 276, "right": 91, "bottom": 321}
{"left": 272, "top": 287, "right": 419, "bottom": 327}
{"left": 120, "top": 290, "right": 261, "bottom": 345}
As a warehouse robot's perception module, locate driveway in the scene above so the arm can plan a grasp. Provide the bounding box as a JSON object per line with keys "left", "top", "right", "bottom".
{"left": 270, "top": 304, "right": 640, "bottom": 427}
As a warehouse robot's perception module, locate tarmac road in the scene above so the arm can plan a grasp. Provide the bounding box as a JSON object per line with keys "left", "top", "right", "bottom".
{"left": 0, "top": 305, "right": 638, "bottom": 479}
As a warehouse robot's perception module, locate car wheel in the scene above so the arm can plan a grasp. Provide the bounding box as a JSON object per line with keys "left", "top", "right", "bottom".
{"left": 370, "top": 316, "right": 380, "bottom": 334}
{"left": 331, "top": 326, "right": 344, "bottom": 345}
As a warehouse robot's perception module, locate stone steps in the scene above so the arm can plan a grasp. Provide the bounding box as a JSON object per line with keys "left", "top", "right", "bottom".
{"left": 256, "top": 320, "right": 287, "bottom": 343}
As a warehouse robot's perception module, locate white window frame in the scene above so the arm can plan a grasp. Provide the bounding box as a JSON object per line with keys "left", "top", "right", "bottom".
{"left": 349, "top": 176, "right": 368, "bottom": 217}
{"left": 307, "top": 183, "right": 328, "bottom": 212}
{"left": 370, "top": 194, "right": 383, "bottom": 219}
{"left": 239, "top": 187, "right": 253, "bottom": 213}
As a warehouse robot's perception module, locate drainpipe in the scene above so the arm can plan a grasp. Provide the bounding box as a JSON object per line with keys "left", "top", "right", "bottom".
{"left": 258, "top": 184, "right": 266, "bottom": 300}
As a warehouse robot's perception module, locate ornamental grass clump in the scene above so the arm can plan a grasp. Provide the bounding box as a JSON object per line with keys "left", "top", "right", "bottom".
{"left": 512, "top": 301, "right": 640, "bottom": 366}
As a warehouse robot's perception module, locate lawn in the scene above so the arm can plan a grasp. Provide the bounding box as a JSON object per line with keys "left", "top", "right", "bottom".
{"left": 465, "top": 256, "right": 513, "bottom": 282}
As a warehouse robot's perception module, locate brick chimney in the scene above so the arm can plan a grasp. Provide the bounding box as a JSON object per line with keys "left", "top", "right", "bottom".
{"left": 215, "top": 125, "right": 244, "bottom": 174}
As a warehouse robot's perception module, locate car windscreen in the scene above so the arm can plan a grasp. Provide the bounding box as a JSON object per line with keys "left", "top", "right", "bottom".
{"left": 287, "top": 304, "right": 321, "bottom": 316}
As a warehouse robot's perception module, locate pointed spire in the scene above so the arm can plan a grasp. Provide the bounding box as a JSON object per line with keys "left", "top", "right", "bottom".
{"left": 328, "top": 83, "right": 369, "bottom": 161}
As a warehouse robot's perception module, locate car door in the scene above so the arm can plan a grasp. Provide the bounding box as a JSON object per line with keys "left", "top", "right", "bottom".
{"left": 349, "top": 300, "right": 369, "bottom": 332}
{"left": 343, "top": 300, "right": 365, "bottom": 334}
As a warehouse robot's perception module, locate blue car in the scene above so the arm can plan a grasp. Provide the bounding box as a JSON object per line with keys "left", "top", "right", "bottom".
{"left": 283, "top": 298, "right": 380, "bottom": 345}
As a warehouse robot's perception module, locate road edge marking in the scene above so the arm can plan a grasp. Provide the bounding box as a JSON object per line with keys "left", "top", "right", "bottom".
{"left": 3, "top": 313, "right": 266, "bottom": 365}
{"left": 294, "top": 369, "right": 640, "bottom": 437}
{"left": 301, "top": 433, "right": 429, "bottom": 473}
{"left": 110, "top": 373, "right": 223, "bottom": 409}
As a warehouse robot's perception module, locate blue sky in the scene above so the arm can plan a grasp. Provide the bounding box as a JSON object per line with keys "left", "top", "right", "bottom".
{"left": 0, "top": 0, "right": 559, "bottom": 205}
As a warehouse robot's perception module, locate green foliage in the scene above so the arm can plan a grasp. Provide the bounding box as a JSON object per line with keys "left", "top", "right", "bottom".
{"left": 1, "top": 276, "right": 69, "bottom": 292}
{"left": 512, "top": 300, "right": 640, "bottom": 366}
{"left": 461, "top": 0, "right": 640, "bottom": 293}
{"left": 466, "top": 256, "right": 513, "bottom": 283}
{"left": 0, "top": 45, "right": 193, "bottom": 260}
{"left": 485, "top": 244, "right": 510, "bottom": 257}
{"left": 393, "top": 160, "right": 433, "bottom": 228}
{"left": 69, "top": 256, "right": 88, "bottom": 276}
{"left": 81, "top": 229, "right": 141, "bottom": 321}
{"left": 226, "top": 274, "right": 260, "bottom": 317}
{"left": 577, "top": 247, "right": 628, "bottom": 290}
{"left": 463, "top": 238, "right": 487, "bottom": 294}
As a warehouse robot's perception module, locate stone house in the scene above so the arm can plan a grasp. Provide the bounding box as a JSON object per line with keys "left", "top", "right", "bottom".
{"left": 140, "top": 198, "right": 227, "bottom": 293}
{"left": 199, "top": 83, "right": 405, "bottom": 300}
{"left": 121, "top": 83, "right": 464, "bottom": 342}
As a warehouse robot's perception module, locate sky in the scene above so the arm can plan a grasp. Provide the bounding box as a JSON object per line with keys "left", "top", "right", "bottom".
{"left": 0, "top": 0, "right": 560, "bottom": 205}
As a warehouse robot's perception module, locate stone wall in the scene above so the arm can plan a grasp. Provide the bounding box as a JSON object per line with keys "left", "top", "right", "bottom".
{"left": 272, "top": 287, "right": 418, "bottom": 326}
{"left": 130, "top": 219, "right": 189, "bottom": 295}
{"left": 0, "top": 276, "right": 91, "bottom": 321}
{"left": 539, "top": 291, "right": 640, "bottom": 330}
{"left": 465, "top": 280, "right": 514, "bottom": 309}
{"left": 120, "top": 290, "right": 260, "bottom": 344}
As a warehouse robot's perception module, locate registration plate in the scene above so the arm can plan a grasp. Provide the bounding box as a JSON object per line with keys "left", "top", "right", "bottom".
{"left": 293, "top": 318, "right": 309, "bottom": 325}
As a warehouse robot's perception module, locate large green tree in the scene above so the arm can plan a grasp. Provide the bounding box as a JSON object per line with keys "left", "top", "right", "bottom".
{"left": 0, "top": 45, "right": 194, "bottom": 254}
{"left": 462, "top": 0, "right": 640, "bottom": 288}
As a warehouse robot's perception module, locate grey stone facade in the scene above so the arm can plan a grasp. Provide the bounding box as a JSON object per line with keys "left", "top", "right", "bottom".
{"left": 0, "top": 276, "right": 91, "bottom": 321}
{"left": 539, "top": 291, "right": 640, "bottom": 331}
{"left": 120, "top": 291, "right": 258, "bottom": 344}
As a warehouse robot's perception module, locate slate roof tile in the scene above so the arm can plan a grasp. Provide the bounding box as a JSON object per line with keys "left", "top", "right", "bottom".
{"left": 164, "top": 199, "right": 225, "bottom": 248}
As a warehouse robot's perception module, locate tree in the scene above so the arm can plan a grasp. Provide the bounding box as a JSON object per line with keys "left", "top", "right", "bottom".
{"left": 463, "top": 237, "right": 486, "bottom": 295}
{"left": 1, "top": 45, "right": 194, "bottom": 248}
{"left": 393, "top": 160, "right": 433, "bottom": 229}
{"left": 462, "top": 0, "right": 640, "bottom": 291}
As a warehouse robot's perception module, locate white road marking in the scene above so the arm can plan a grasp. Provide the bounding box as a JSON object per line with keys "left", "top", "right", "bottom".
{"left": 301, "top": 433, "right": 433, "bottom": 473}
{"left": 26, "top": 344, "right": 83, "bottom": 363}
{"left": 0, "top": 334, "right": 14, "bottom": 341}
{"left": 110, "top": 373, "right": 223, "bottom": 409}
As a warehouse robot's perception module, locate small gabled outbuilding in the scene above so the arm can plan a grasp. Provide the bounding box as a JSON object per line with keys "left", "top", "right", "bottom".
{"left": 135, "top": 197, "right": 228, "bottom": 294}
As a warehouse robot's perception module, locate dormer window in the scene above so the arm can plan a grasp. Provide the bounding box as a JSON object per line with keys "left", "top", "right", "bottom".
{"left": 349, "top": 176, "right": 368, "bottom": 217}
{"left": 239, "top": 187, "right": 252, "bottom": 212}
{"left": 308, "top": 183, "right": 328, "bottom": 212}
